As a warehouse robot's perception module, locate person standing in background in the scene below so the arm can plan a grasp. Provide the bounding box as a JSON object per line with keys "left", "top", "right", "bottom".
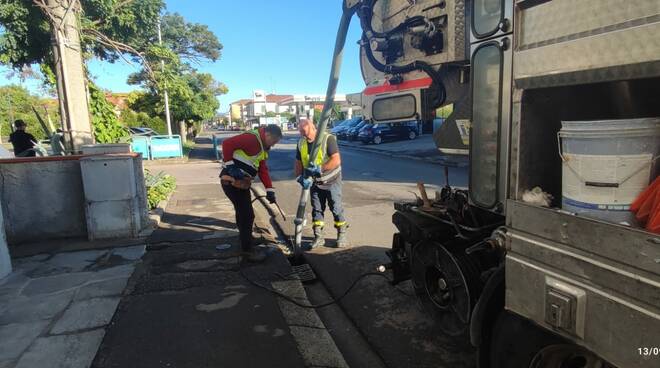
{"left": 9, "top": 120, "right": 37, "bottom": 157}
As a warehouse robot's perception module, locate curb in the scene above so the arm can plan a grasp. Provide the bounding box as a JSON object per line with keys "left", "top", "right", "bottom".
{"left": 251, "top": 185, "right": 349, "bottom": 368}
{"left": 143, "top": 158, "right": 189, "bottom": 166}
{"left": 144, "top": 190, "right": 174, "bottom": 236}
{"left": 337, "top": 141, "right": 468, "bottom": 167}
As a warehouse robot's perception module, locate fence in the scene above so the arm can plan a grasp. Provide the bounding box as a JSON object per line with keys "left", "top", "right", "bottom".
{"left": 130, "top": 135, "right": 183, "bottom": 160}
{"left": 212, "top": 134, "right": 222, "bottom": 161}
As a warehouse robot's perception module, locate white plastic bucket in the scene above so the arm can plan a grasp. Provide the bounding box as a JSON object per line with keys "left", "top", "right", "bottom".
{"left": 558, "top": 118, "right": 660, "bottom": 224}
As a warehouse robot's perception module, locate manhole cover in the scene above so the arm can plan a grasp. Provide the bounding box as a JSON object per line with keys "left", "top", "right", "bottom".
{"left": 291, "top": 264, "right": 317, "bottom": 283}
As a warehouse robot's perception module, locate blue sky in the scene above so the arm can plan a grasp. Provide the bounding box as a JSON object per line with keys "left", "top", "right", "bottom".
{"left": 2, "top": 0, "right": 366, "bottom": 113}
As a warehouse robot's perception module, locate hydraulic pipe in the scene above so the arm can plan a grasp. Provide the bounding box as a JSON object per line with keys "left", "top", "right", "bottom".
{"left": 292, "top": 3, "right": 357, "bottom": 257}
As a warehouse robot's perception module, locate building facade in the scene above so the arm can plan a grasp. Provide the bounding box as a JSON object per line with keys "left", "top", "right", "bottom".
{"left": 244, "top": 90, "right": 293, "bottom": 118}
{"left": 231, "top": 90, "right": 363, "bottom": 124}
{"left": 229, "top": 99, "right": 251, "bottom": 122}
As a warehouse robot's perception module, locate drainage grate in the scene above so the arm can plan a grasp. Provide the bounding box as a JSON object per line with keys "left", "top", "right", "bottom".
{"left": 291, "top": 264, "right": 317, "bottom": 283}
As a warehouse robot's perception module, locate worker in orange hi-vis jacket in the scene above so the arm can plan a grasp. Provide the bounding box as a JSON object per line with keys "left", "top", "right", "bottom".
{"left": 220, "top": 124, "right": 282, "bottom": 262}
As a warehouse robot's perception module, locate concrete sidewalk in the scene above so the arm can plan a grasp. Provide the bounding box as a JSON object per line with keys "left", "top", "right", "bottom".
{"left": 0, "top": 245, "right": 145, "bottom": 368}
{"left": 91, "top": 136, "right": 347, "bottom": 368}
{"left": 337, "top": 134, "right": 469, "bottom": 167}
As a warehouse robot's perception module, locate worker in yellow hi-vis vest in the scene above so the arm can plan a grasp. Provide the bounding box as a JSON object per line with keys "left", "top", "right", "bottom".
{"left": 294, "top": 118, "right": 347, "bottom": 249}
{"left": 221, "top": 124, "right": 282, "bottom": 262}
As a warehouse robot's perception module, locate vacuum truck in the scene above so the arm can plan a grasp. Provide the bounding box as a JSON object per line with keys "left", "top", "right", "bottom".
{"left": 343, "top": 0, "right": 660, "bottom": 367}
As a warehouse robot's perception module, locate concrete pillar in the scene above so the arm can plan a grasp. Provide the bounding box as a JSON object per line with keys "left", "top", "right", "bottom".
{"left": 48, "top": 0, "right": 94, "bottom": 151}
{"left": 347, "top": 107, "right": 353, "bottom": 119}
{"left": 0, "top": 202, "right": 11, "bottom": 279}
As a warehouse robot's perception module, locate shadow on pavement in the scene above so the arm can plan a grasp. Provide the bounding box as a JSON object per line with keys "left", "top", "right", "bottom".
{"left": 303, "top": 244, "right": 478, "bottom": 368}
{"left": 91, "top": 241, "right": 306, "bottom": 368}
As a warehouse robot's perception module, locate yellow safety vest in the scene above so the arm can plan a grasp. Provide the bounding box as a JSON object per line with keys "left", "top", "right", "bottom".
{"left": 233, "top": 130, "right": 268, "bottom": 175}
{"left": 298, "top": 132, "right": 331, "bottom": 167}
{"left": 298, "top": 133, "right": 341, "bottom": 183}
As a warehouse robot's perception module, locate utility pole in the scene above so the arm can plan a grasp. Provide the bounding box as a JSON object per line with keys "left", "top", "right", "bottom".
{"left": 157, "top": 17, "right": 173, "bottom": 137}
{"left": 47, "top": 0, "right": 94, "bottom": 151}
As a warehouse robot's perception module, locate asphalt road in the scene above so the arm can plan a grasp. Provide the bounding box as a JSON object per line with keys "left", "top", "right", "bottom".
{"left": 213, "top": 130, "right": 476, "bottom": 368}
{"left": 267, "top": 131, "right": 468, "bottom": 247}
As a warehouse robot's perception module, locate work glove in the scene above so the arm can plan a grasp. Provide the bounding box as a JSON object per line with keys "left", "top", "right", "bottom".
{"left": 226, "top": 165, "right": 245, "bottom": 180}
{"left": 297, "top": 175, "right": 313, "bottom": 190}
{"left": 304, "top": 163, "right": 322, "bottom": 178}
{"left": 266, "top": 189, "right": 277, "bottom": 204}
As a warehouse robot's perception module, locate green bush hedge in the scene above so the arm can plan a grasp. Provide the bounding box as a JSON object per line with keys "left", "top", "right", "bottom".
{"left": 145, "top": 170, "right": 176, "bottom": 209}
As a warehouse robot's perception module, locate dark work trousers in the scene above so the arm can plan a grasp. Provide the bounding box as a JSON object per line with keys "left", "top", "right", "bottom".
{"left": 310, "top": 181, "right": 345, "bottom": 226}
{"left": 222, "top": 183, "right": 254, "bottom": 251}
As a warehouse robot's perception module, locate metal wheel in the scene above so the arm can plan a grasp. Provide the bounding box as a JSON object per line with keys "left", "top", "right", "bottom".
{"left": 530, "top": 345, "right": 614, "bottom": 368}
{"left": 411, "top": 240, "right": 481, "bottom": 336}
{"left": 408, "top": 130, "right": 417, "bottom": 140}
{"left": 373, "top": 135, "right": 382, "bottom": 144}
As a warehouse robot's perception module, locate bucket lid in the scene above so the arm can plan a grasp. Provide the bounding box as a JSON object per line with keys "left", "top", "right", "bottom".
{"left": 561, "top": 118, "right": 660, "bottom": 133}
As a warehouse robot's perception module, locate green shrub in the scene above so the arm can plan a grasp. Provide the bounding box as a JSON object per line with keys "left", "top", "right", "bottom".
{"left": 120, "top": 109, "right": 168, "bottom": 135}
{"left": 88, "top": 83, "right": 131, "bottom": 143}
{"left": 145, "top": 170, "right": 176, "bottom": 209}
{"left": 182, "top": 140, "right": 195, "bottom": 157}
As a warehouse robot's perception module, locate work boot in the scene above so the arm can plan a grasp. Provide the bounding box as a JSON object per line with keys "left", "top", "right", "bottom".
{"left": 242, "top": 246, "right": 267, "bottom": 263}
{"left": 308, "top": 225, "right": 325, "bottom": 249}
{"left": 335, "top": 224, "right": 349, "bottom": 248}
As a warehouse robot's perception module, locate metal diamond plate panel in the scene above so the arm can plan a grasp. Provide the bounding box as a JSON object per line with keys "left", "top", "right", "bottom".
{"left": 518, "top": 0, "right": 660, "bottom": 49}
{"left": 514, "top": 21, "right": 660, "bottom": 88}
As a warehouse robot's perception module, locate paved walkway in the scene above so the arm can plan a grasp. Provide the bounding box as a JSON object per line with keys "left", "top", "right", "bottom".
{"left": 92, "top": 135, "right": 347, "bottom": 368}
{"left": 1, "top": 132, "right": 347, "bottom": 368}
{"left": 0, "top": 245, "right": 145, "bottom": 368}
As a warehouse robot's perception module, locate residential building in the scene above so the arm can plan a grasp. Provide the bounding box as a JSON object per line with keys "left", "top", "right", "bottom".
{"left": 232, "top": 90, "right": 362, "bottom": 123}
{"left": 278, "top": 94, "right": 352, "bottom": 121}
{"left": 244, "top": 90, "right": 293, "bottom": 118}
{"left": 230, "top": 99, "right": 251, "bottom": 122}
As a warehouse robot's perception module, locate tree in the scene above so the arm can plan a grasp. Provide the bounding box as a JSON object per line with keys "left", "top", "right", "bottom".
{"left": 160, "top": 13, "right": 222, "bottom": 63}
{"left": 279, "top": 111, "right": 295, "bottom": 120}
{"left": 0, "top": 0, "right": 163, "bottom": 68}
{"left": 123, "top": 12, "right": 226, "bottom": 134}
{"left": 129, "top": 71, "right": 226, "bottom": 127}
{"left": 119, "top": 108, "right": 167, "bottom": 134}
{"left": 0, "top": 2, "right": 226, "bottom": 142}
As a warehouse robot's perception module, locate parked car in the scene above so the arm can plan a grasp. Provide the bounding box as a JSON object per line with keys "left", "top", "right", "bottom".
{"left": 335, "top": 117, "right": 362, "bottom": 140}
{"left": 346, "top": 120, "right": 369, "bottom": 141}
{"left": 358, "top": 121, "right": 420, "bottom": 144}
{"left": 329, "top": 119, "right": 343, "bottom": 129}
{"left": 129, "top": 127, "right": 157, "bottom": 136}
{"left": 330, "top": 119, "right": 348, "bottom": 135}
